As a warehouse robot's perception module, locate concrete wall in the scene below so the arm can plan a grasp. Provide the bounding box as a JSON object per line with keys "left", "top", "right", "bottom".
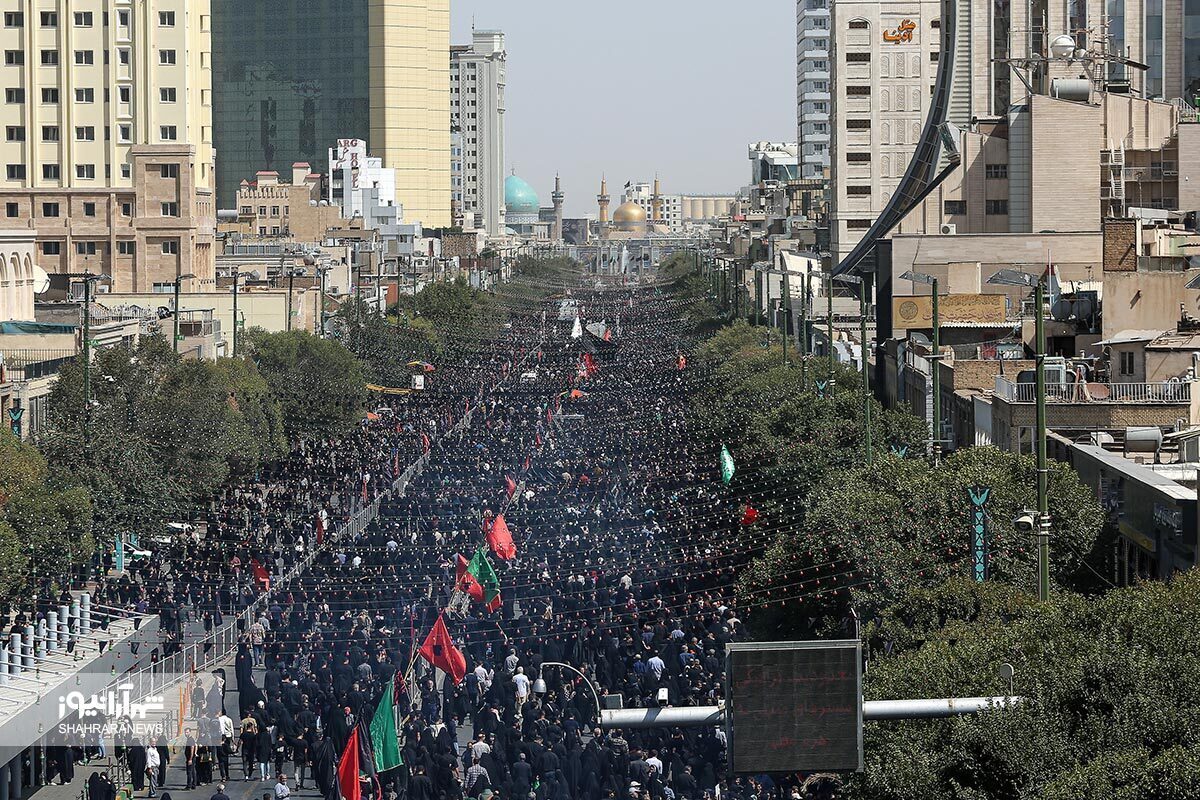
{"left": 1101, "top": 269, "right": 1200, "bottom": 341}
{"left": 101, "top": 288, "right": 317, "bottom": 341}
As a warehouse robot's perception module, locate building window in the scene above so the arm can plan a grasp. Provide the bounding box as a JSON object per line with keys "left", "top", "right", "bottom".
{"left": 73, "top": 11, "right": 93, "bottom": 26}
{"left": 161, "top": 201, "right": 179, "bottom": 216}
{"left": 846, "top": 119, "right": 871, "bottom": 129}
{"left": 258, "top": 206, "right": 267, "bottom": 215}
{"left": 41, "top": 164, "right": 60, "bottom": 180}
{"left": 159, "top": 49, "right": 176, "bottom": 65}
{"left": 848, "top": 19, "right": 870, "bottom": 29}
{"left": 4, "top": 12, "right": 23, "bottom": 27}
{"left": 159, "top": 125, "right": 177, "bottom": 141}
{"left": 159, "top": 11, "right": 176, "bottom": 25}
{"left": 5, "top": 88, "right": 24, "bottom": 103}
{"left": 83, "top": 201, "right": 96, "bottom": 217}
{"left": 40, "top": 12, "right": 57, "bottom": 27}
{"left": 847, "top": 219, "right": 873, "bottom": 229}
{"left": 846, "top": 185, "right": 872, "bottom": 195}
{"left": 240, "top": 205, "right": 251, "bottom": 214}
{"left": 74, "top": 50, "right": 94, "bottom": 65}
{"left": 161, "top": 240, "right": 179, "bottom": 255}
{"left": 42, "top": 202, "right": 59, "bottom": 217}
{"left": 271, "top": 205, "right": 280, "bottom": 216}
{"left": 846, "top": 85, "right": 872, "bottom": 96}
{"left": 985, "top": 163, "right": 1009, "bottom": 178}
{"left": 5, "top": 125, "right": 24, "bottom": 141}
{"left": 6, "top": 164, "right": 26, "bottom": 179}
{"left": 75, "top": 87, "right": 94, "bottom": 103}
{"left": 118, "top": 241, "right": 135, "bottom": 255}
{"left": 41, "top": 87, "right": 58, "bottom": 103}
{"left": 944, "top": 200, "right": 966, "bottom": 215}
{"left": 76, "top": 163, "right": 96, "bottom": 179}
{"left": 846, "top": 152, "right": 871, "bottom": 163}
{"left": 845, "top": 52, "right": 871, "bottom": 63}
{"left": 120, "top": 164, "right": 130, "bottom": 179}
{"left": 931, "top": 50, "right": 941, "bottom": 61}
{"left": 75, "top": 126, "right": 95, "bottom": 141}
{"left": 5, "top": 51, "right": 24, "bottom": 66}
{"left": 121, "top": 202, "right": 132, "bottom": 216}
{"left": 986, "top": 199, "right": 1009, "bottom": 214}
{"left": 118, "top": 10, "right": 130, "bottom": 27}
{"left": 160, "top": 87, "right": 177, "bottom": 103}
{"left": 1120, "top": 350, "right": 1135, "bottom": 375}
{"left": 118, "top": 124, "right": 131, "bottom": 142}
{"left": 76, "top": 242, "right": 97, "bottom": 255}
{"left": 118, "top": 86, "right": 131, "bottom": 104}
{"left": 160, "top": 163, "right": 179, "bottom": 178}
{"left": 42, "top": 241, "right": 61, "bottom": 255}
{"left": 41, "top": 50, "right": 59, "bottom": 66}
{"left": 5, "top": 202, "right": 16, "bottom": 217}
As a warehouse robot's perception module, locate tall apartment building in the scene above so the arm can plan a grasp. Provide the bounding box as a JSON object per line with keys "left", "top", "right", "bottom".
{"left": 0, "top": 0, "right": 215, "bottom": 292}
{"left": 450, "top": 30, "right": 505, "bottom": 236}
{"left": 796, "top": 0, "right": 832, "bottom": 179}
{"left": 212, "top": 0, "right": 450, "bottom": 227}
{"left": 829, "top": 0, "right": 944, "bottom": 261}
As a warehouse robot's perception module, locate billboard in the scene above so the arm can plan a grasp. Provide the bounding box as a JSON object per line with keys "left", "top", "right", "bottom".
{"left": 892, "top": 293, "right": 1007, "bottom": 329}
{"left": 725, "top": 640, "right": 863, "bottom": 773}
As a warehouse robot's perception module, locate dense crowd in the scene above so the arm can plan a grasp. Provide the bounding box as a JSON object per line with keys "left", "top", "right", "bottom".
{"left": 57, "top": 282, "right": 807, "bottom": 800}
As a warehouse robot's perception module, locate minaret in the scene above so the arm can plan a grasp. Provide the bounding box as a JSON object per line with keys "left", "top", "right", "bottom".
{"left": 597, "top": 176, "right": 610, "bottom": 223}
{"left": 652, "top": 176, "right": 664, "bottom": 223}
{"left": 552, "top": 173, "right": 565, "bottom": 242}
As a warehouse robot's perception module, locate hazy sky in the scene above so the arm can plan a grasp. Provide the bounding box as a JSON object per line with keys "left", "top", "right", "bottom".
{"left": 450, "top": 1, "right": 795, "bottom": 217}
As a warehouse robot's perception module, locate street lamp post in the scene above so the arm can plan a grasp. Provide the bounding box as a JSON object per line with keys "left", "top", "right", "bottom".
{"left": 901, "top": 271, "right": 943, "bottom": 463}
{"left": 987, "top": 268, "right": 1050, "bottom": 602}
{"left": 834, "top": 273, "right": 871, "bottom": 465}
{"left": 172, "top": 272, "right": 198, "bottom": 354}
{"left": 532, "top": 661, "right": 603, "bottom": 724}
{"left": 826, "top": 271, "right": 835, "bottom": 393}
{"left": 230, "top": 271, "right": 254, "bottom": 357}
{"left": 79, "top": 273, "right": 110, "bottom": 446}
{"left": 317, "top": 264, "right": 332, "bottom": 337}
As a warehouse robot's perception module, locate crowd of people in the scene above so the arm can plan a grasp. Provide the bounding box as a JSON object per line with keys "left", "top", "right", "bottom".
{"left": 48, "top": 279, "right": 816, "bottom": 800}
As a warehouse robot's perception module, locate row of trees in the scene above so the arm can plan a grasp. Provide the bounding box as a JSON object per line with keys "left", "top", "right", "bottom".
{"left": 674, "top": 270, "right": 1200, "bottom": 796}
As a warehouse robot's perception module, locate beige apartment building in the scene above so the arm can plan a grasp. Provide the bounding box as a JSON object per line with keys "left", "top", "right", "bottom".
{"left": 0, "top": 0, "right": 214, "bottom": 291}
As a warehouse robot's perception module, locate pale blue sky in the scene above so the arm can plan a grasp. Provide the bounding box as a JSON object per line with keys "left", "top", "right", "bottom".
{"left": 450, "top": 1, "right": 796, "bottom": 217}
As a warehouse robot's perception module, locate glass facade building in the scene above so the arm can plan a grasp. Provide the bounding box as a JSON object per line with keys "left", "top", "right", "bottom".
{"left": 212, "top": 0, "right": 371, "bottom": 207}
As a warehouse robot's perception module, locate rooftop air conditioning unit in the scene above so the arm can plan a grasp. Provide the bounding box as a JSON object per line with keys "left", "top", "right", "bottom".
{"left": 940, "top": 223, "right": 958, "bottom": 235}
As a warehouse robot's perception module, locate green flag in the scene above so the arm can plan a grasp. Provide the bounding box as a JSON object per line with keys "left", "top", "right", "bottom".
{"left": 720, "top": 445, "right": 736, "bottom": 485}
{"left": 468, "top": 548, "right": 502, "bottom": 612}
{"left": 370, "top": 675, "right": 402, "bottom": 772}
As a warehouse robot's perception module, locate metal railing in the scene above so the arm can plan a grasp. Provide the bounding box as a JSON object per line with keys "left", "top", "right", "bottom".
{"left": 1, "top": 349, "right": 78, "bottom": 381}
{"left": 995, "top": 377, "right": 1192, "bottom": 404}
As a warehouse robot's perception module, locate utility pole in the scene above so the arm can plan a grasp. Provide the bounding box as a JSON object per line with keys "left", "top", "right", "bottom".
{"left": 799, "top": 271, "right": 808, "bottom": 386}
{"left": 931, "top": 278, "right": 942, "bottom": 464}
{"left": 286, "top": 268, "right": 296, "bottom": 332}
{"left": 826, "top": 272, "right": 834, "bottom": 394}
{"left": 83, "top": 275, "right": 92, "bottom": 427}
{"left": 1035, "top": 279, "right": 1050, "bottom": 602}
{"left": 231, "top": 274, "right": 241, "bottom": 357}
{"left": 860, "top": 278, "right": 872, "bottom": 465}
{"left": 172, "top": 272, "right": 197, "bottom": 353}
{"left": 781, "top": 270, "right": 790, "bottom": 367}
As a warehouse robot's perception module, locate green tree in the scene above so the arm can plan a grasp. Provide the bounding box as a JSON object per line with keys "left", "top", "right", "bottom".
{"left": 245, "top": 328, "right": 365, "bottom": 438}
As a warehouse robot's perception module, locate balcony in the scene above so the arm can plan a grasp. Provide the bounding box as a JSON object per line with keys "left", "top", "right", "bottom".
{"left": 995, "top": 376, "right": 1192, "bottom": 404}
{"left": 0, "top": 349, "right": 76, "bottom": 381}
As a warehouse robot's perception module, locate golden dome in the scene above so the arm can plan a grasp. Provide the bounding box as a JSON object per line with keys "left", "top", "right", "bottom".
{"left": 612, "top": 201, "right": 648, "bottom": 230}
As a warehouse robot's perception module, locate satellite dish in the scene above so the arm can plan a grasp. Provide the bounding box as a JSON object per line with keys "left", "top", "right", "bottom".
{"left": 31, "top": 264, "right": 51, "bottom": 295}
{"left": 248, "top": 269, "right": 262, "bottom": 281}
{"left": 1049, "top": 34, "right": 1076, "bottom": 58}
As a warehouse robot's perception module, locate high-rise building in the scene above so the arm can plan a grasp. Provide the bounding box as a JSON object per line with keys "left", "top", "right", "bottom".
{"left": 450, "top": 30, "right": 505, "bottom": 236}
{"left": 796, "top": 0, "right": 832, "bottom": 179}
{"left": 212, "top": 0, "right": 450, "bottom": 227}
{"left": 0, "top": 0, "right": 216, "bottom": 291}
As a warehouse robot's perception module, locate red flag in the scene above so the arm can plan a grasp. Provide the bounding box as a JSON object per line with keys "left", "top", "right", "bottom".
{"left": 338, "top": 727, "right": 361, "bottom": 800}
{"left": 315, "top": 513, "right": 325, "bottom": 546}
{"left": 603, "top": 329, "right": 612, "bottom": 341}
{"left": 455, "top": 554, "right": 484, "bottom": 602}
{"left": 418, "top": 614, "right": 467, "bottom": 685}
{"left": 740, "top": 506, "right": 760, "bottom": 526}
{"left": 421, "top": 433, "right": 431, "bottom": 454}
{"left": 250, "top": 558, "right": 270, "bottom": 590}
{"left": 487, "top": 514, "right": 516, "bottom": 560}
{"left": 523, "top": 455, "right": 531, "bottom": 471}
{"left": 393, "top": 449, "right": 400, "bottom": 476}
{"left": 570, "top": 389, "right": 585, "bottom": 400}
{"left": 505, "top": 476, "right": 517, "bottom": 499}
{"left": 583, "top": 352, "right": 597, "bottom": 377}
